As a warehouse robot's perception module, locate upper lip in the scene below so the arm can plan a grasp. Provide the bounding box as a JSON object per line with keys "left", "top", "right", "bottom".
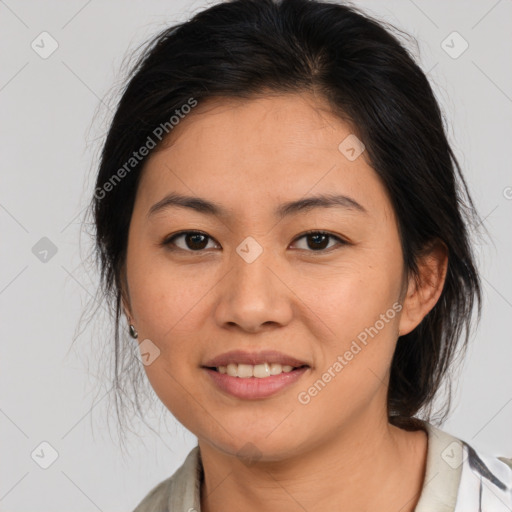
{"left": 202, "top": 350, "right": 310, "bottom": 368}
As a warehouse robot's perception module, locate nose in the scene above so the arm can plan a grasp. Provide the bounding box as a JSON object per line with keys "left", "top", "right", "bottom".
{"left": 213, "top": 241, "right": 293, "bottom": 333}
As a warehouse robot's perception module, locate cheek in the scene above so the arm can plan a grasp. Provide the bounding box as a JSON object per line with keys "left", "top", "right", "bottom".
{"left": 127, "top": 246, "right": 213, "bottom": 340}
{"left": 295, "top": 254, "right": 402, "bottom": 339}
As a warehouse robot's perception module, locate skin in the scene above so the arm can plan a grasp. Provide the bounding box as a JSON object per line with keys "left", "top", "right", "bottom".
{"left": 121, "top": 92, "right": 448, "bottom": 512}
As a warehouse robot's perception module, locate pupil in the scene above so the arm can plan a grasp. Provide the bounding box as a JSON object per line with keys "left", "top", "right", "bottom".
{"left": 187, "top": 233, "right": 207, "bottom": 250}
{"left": 309, "top": 233, "right": 328, "bottom": 250}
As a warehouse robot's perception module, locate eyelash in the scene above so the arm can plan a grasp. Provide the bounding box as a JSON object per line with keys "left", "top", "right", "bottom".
{"left": 161, "top": 230, "right": 348, "bottom": 254}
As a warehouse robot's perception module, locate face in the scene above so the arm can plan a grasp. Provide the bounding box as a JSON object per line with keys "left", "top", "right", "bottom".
{"left": 122, "top": 92, "right": 412, "bottom": 460}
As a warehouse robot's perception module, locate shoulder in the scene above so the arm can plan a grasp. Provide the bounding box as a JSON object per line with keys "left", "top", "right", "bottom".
{"left": 132, "top": 445, "right": 202, "bottom": 512}
{"left": 417, "top": 421, "right": 512, "bottom": 511}
{"left": 456, "top": 439, "right": 512, "bottom": 511}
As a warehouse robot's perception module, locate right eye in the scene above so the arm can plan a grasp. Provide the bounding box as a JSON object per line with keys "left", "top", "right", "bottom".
{"left": 162, "top": 231, "right": 220, "bottom": 252}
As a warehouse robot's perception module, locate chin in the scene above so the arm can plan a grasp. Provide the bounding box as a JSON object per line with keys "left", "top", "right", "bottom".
{"left": 198, "top": 424, "right": 309, "bottom": 464}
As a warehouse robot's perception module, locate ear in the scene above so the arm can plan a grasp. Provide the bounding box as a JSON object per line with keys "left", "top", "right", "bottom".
{"left": 398, "top": 240, "right": 448, "bottom": 336}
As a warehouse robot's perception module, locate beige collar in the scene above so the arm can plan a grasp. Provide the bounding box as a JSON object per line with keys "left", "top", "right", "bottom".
{"left": 414, "top": 421, "right": 463, "bottom": 511}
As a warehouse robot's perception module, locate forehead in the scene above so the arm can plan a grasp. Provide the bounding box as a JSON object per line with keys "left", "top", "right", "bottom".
{"left": 159, "top": 92, "right": 355, "bottom": 161}
{"left": 136, "top": 93, "right": 393, "bottom": 221}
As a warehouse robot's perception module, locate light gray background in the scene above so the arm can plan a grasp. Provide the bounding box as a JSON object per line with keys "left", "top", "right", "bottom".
{"left": 1, "top": 0, "right": 511, "bottom": 510}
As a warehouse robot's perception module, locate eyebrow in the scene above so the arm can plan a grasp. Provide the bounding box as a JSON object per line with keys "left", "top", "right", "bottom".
{"left": 147, "top": 192, "right": 367, "bottom": 219}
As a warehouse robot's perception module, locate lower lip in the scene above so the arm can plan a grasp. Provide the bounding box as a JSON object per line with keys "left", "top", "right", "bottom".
{"left": 203, "top": 366, "right": 309, "bottom": 399}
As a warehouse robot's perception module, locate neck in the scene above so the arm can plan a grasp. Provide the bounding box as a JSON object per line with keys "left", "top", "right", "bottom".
{"left": 199, "top": 413, "right": 428, "bottom": 512}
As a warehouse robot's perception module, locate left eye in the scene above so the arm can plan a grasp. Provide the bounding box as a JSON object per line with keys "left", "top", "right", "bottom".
{"left": 162, "top": 230, "right": 346, "bottom": 252}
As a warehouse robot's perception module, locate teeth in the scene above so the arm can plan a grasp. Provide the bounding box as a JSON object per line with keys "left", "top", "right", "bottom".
{"left": 218, "top": 362, "right": 297, "bottom": 378}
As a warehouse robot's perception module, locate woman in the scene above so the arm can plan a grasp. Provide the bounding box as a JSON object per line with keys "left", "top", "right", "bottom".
{"left": 89, "top": 0, "right": 512, "bottom": 510}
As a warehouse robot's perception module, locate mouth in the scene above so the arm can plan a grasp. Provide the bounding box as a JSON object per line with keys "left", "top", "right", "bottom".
{"left": 204, "top": 362, "right": 310, "bottom": 379}
{"left": 201, "top": 349, "right": 311, "bottom": 399}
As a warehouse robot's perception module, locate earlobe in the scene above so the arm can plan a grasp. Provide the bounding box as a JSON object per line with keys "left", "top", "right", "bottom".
{"left": 120, "top": 285, "right": 134, "bottom": 325}
{"left": 398, "top": 240, "right": 448, "bottom": 336}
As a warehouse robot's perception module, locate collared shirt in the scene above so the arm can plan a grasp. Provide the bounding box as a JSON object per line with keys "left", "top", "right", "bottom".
{"left": 132, "top": 421, "right": 512, "bottom": 511}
